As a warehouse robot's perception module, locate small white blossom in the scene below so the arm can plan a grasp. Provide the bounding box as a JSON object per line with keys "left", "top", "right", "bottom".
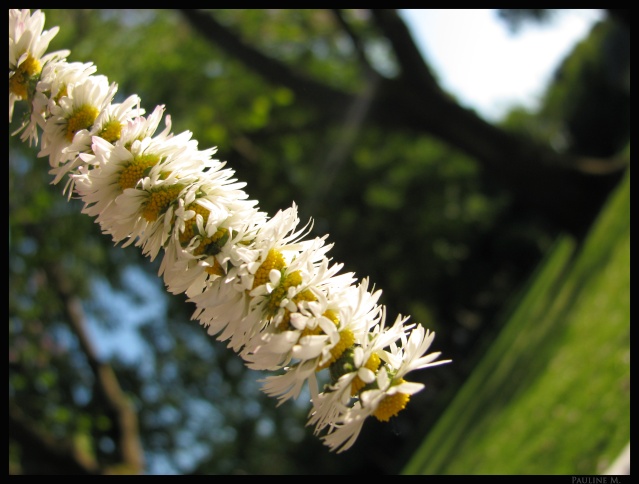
{"left": 39, "top": 74, "right": 117, "bottom": 171}
{"left": 9, "top": 9, "right": 70, "bottom": 146}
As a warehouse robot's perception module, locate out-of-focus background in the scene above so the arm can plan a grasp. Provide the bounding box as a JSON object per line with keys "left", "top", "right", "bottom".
{"left": 9, "top": 9, "right": 629, "bottom": 475}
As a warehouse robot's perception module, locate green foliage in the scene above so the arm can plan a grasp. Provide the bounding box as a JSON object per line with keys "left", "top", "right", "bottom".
{"left": 549, "top": 19, "right": 629, "bottom": 157}
{"left": 403, "top": 169, "right": 630, "bottom": 474}
{"left": 504, "top": 18, "right": 630, "bottom": 158}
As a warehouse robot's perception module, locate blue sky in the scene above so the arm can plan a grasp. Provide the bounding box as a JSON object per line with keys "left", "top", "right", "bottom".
{"left": 400, "top": 9, "right": 605, "bottom": 121}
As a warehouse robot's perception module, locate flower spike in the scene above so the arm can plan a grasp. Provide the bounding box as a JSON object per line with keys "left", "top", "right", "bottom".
{"left": 8, "top": 9, "right": 450, "bottom": 452}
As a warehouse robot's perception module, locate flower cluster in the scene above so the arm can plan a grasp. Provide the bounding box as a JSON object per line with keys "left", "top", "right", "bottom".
{"left": 9, "top": 9, "right": 450, "bottom": 453}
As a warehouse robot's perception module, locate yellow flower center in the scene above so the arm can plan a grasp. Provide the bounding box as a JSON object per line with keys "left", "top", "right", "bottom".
{"left": 193, "top": 228, "right": 229, "bottom": 257}
{"left": 265, "top": 270, "right": 303, "bottom": 319}
{"left": 350, "top": 353, "right": 381, "bottom": 396}
{"left": 276, "top": 287, "right": 317, "bottom": 331}
{"left": 322, "top": 309, "right": 339, "bottom": 325}
{"left": 252, "top": 249, "right": 286, "bottom": 290}
{"left": 299, "top": 323, "right": 323, "bottom": 338}
{"left": 54, "top": 85, "right": 68, "bottom": 104}
{"left": 317, "top": 329, "right": 355, "bottom": 370}
{"left": 174, "top": 201, "right": 229, "bottom": 258}
{"left": 9, "top": 54, "right": 42, "bottom": 98}
{"left": 141, "top": 185, "right": 183, "bottom": 222}
{"left": 205, "top": 258, "right": 226, "bottom": 277}
{"left": 66, "top": 105, "right": 99, "bottom": 142}
{"left": 98, "top": 119, "right": 123, "bottom": 144}
{"left": 373, "top": 384, "right": 410, "bottom": 422}
{"left": 179, "top": 203, "right": 211, "bottom": 246}
{"left": 119, "top": 154, "right": 162, "bottom": 190}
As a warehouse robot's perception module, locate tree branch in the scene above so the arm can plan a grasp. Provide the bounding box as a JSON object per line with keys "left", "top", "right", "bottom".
{"left": 45, "top": 263, "right": 145, "bottom": 475}
{"left": 330, "top": 9, "right": 379, "bottom": 78}
{"left": 178, "top": 8, "right": 628, "bottom": 234}
{"left": 9, "top": 400, "right": 99, "bottom": 475}
{"left": 178, "top": 9, "right": 350, "bottom": 112}
{"left": 369, "top": 9, "right": 441, "bottom": 92}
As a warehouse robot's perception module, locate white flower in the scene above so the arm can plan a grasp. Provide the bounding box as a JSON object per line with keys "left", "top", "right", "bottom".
{"left": 118, "top": 104, "right": 172, "bottom": 147}
{"left": 160, "top": 199, "right": 266, "bottom": 298}
{"left": 205, "top": 204, "right": 317, "bottom": 352}
{"left": 38, "top": 60, "right": 97, "bottom": 106}
{"left": 104, "top": 172, "right": 193, "bottom": 256}
{"left": 319, "top": 321, "right": 451, "bottom": 452}
{"left": 73, "top": 113, "right": 188, "bottom": 219}
{"left": 247, "top": 276, "right": 383, "bottom": 409}
{"left": 382, "top": 323, "right": 452, "bottom": 380}
{"left": 39, "top": 74, "right": 117, "bottom": 170}
{"left": 319, "top": 400, "right": 370, "bottom": 453}
{"left": 137, "top": 156, "right": 250, "bottom": 261}
{"left": 307, "top": 309, "right": 408, "bottom": 433}
{"left": 77, "top": 132, "right": 216, "bottom": 257}
{"left": 9, "top": 9, "right": 69, "bottom": 122}
{"left": 74, "top": 137, "right": 136, "bottom": 218}
{"left": 17, "top": 60, "right": 96, "bottom": 147}
{"left": 9, "top": 9, "right": 62, "bottom": 71}
{"left": 49, "top": 94, "right": 145, "bottom": 195}
{"left": 231, "top": 204, "right": 313, "bottom": 291}
{"left": 189, "top": 278, "right": 251, "bottom": 346}
{"left": 259, "top": 359, "right": 320, "bottom": 406}
{"left": 64, "top": 94, "right": 144, "bottom": 159}
{"left": 239, "top": 254, "right": 345, "bottom": 371}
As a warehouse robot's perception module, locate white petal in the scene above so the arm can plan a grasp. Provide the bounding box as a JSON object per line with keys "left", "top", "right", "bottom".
{"left": 269, "top": 268, "right": 282, "bottom": 285}
{"left": 357, "top": 367, "right": 375, "bottom": 384}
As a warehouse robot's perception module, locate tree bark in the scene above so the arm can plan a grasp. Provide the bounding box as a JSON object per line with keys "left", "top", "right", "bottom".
{"left": 46, "top": 263, "right": 146, "bottom": 474}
